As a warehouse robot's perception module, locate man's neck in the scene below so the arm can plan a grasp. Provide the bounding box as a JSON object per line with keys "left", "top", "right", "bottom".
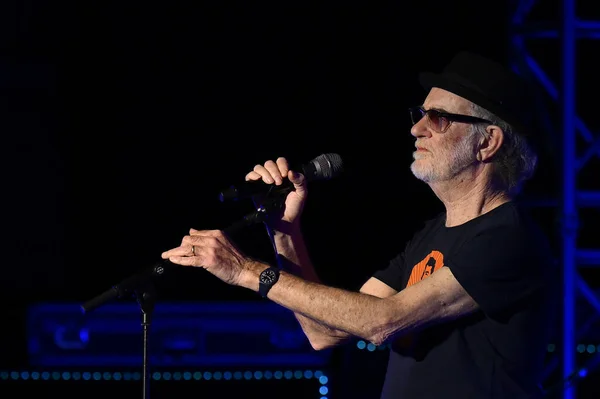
{"left": 429, "top": 169, "right": 511, "bottom": 228}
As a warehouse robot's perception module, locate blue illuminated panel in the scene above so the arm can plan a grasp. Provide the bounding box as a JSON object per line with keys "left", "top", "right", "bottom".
{"left": 27, "top": 302, "right": 331, "bottom": 367}
{"left": 0, "top": 369, "right": 331, "bottom": 398}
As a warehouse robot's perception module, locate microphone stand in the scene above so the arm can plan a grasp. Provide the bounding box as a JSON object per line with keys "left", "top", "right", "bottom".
{"left": 81, "top": 263, "right": 163, "bottom": 399}
{"left": 79, "top": 194, "right": 286, "bottom": 399}
{"left": 139, "top": 283, "right": 155, "bottom": 399}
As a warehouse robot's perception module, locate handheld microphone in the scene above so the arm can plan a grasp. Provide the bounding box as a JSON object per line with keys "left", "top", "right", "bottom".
{"left": 219, "top": 153, "right": 344, "bottom": 202}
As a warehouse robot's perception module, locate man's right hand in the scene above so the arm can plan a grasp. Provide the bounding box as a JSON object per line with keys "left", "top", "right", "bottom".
{"left": 244, "top": 157, "right": 307, "bottom": 229}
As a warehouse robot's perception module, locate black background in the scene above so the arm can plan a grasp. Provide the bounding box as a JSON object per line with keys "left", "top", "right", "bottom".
{"left": 3, "top": 0, "right": 597, "bottom": 397}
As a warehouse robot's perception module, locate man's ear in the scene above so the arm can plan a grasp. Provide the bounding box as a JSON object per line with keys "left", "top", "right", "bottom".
{"left": 477, "top": 125, "right": 504, "bottom": 162}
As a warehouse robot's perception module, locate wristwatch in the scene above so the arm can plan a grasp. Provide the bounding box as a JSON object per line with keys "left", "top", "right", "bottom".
{"left": 259, "top": 266, "right": 280, "bottom": 298}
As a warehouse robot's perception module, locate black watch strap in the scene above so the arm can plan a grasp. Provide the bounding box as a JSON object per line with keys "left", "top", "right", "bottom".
{"left": 258, "top": 267, "right": 280, "bottom": 298}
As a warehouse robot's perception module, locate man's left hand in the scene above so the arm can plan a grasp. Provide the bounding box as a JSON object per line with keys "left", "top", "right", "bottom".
{"left": 161, "top": 228, "right": 258, "bottom": 288}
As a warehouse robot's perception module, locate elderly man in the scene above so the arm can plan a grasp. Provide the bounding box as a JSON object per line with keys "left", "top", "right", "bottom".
{"left": 162, "top": 52, "right": 556, "bottom": 398}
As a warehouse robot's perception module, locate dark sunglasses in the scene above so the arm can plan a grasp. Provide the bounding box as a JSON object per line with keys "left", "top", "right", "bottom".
{"left": 409, "top": 106, "right": 492, "bottom": 133}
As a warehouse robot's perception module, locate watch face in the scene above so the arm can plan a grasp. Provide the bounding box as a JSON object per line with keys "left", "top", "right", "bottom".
{"left": 260, "top": 269, "right": 277, "bottom": 284}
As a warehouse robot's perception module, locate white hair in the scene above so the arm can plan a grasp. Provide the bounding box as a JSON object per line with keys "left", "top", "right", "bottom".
{"left": 469, "top": 103, "right": 538, "bottom": 196}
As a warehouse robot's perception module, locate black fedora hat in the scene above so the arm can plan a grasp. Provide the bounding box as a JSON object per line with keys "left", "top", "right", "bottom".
{"left": 419, "top": 51, "right": 536, "bottom": 136}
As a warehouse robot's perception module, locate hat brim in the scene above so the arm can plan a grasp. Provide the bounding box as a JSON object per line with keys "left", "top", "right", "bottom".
{"left": 418, "top": 71, "right": 530, "bottom": 135}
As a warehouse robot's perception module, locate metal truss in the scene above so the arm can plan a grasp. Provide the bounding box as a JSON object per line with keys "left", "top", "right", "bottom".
{"left": 509, "top": 0, "right": 600, "bottom": 398}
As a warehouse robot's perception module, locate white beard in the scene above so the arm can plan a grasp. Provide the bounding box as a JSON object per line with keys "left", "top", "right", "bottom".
{"left": 410, "top": 133, "right": 477, "bottom": 183}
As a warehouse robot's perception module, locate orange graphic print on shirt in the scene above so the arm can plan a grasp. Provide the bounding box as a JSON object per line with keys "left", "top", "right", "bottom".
{"left": 391, "top": 250, "right": 445, "bottom": 356}
{"left": 406, "top": 250, "right": 445, "bottom": 288}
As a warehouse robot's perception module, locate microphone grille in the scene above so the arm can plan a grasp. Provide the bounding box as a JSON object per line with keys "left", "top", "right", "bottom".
{"left": 314, "top": 153, "right": 344, "bottom": 179}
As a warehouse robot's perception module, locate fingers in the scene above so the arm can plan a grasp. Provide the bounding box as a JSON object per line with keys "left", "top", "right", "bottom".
{"left": 244, "top": 170, "right": 261, "bottom": 181}
{"left": 161, "top": 245, "right": 193, "bottom": 259}
{"left": 244, "top": 157, "right": 291, "bottom": 185}
{"left": 162, "top": 235, "right": 215, "bottom": 262}
{"left": 288, "top": 169, "right": 305, "bottom": 186}
{"left": 266, "top": 160, "right": 285, "bottom": 184}
{"left": 276, "top": 157, "right": 290, "bottom": 177}
{"left": 247, "top": 164, "right": 274, "bottom": 184}
{"left": 255, "top": 162, "right": 283, "bottom": 185}
{"left": 161, "top": 244, "right": 203, "bottom": 267}
{"left": 182, "top": 234, "right": 218, "bottom": 247}
{"left": 181, "top": 229, "right": 218, "bottom": 246}
{"left": 172, "top": 231, "right": 220, "bottom": 255}
{"left": 189, "top": 228, "right": 220, "bottom": 236}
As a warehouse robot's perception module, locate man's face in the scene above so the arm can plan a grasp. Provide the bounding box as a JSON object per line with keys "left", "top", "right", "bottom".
{"left": 409, "top": 88, "right": 480, "bottom": 184}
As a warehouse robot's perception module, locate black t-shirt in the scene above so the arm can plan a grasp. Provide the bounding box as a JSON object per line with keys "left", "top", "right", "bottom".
{"left": 372, "top": 201, "right": 557, "bottom": 399}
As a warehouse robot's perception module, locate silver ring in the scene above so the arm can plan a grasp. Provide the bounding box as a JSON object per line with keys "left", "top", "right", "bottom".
{"left": 191, "top": 245, "right": 196, "bottom": 256}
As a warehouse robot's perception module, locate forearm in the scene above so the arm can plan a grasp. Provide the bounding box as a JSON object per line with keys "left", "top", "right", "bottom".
{"left": 272, "top": 226, "right": 352, "bottom": 348}
{"left": 272, "top": 224, "right": 319, "bottom": 282}
{"left": 243, "top": 262, "right": 393, "bottom": 345}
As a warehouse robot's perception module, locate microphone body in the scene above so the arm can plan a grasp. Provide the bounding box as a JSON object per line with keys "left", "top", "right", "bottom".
{"left": 80, "top": 261, "right": 169, "bottom": 313}
{"left": 219, "top": 153, "right": 343, "bottom": 202}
